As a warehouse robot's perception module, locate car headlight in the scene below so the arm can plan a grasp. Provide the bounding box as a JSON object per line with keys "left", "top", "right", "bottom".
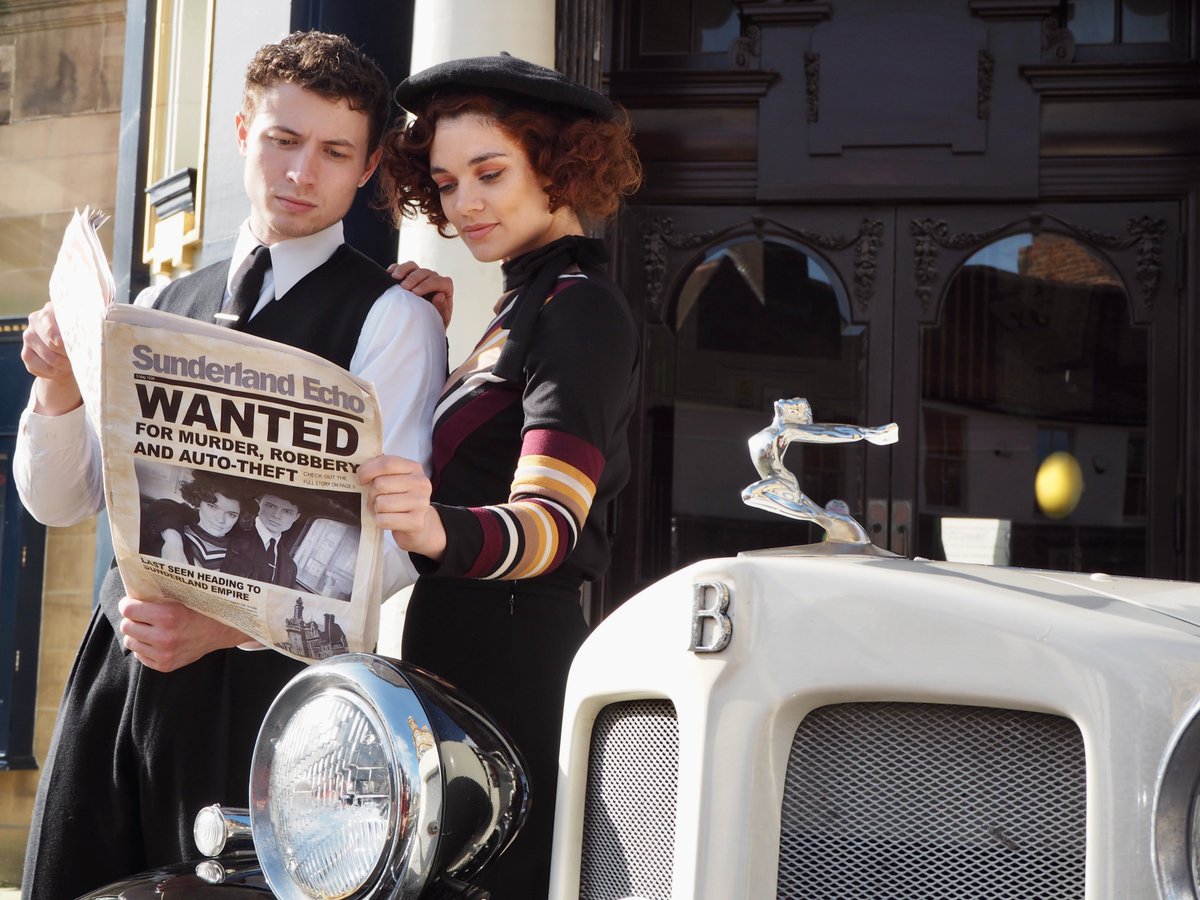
{"left": 249, "top": 653, "right": 528, "bottom": 899}
{"left": 1155, "top": 703, "right": 1200, "bottom": 898}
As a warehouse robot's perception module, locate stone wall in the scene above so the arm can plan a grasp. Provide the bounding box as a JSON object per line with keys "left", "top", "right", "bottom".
{"left": 0, "top": 0, "right": 125, "bottom": 319}
{"left": 0, "top": 0, "right": 123, "bottom": 885}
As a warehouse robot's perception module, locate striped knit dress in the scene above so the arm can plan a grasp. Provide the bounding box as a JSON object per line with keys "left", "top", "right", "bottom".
{"left": 402, "top": 235, "right": 639, "bottom": 897}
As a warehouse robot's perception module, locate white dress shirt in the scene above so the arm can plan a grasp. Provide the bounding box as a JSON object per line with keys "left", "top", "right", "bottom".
{"left": 14, "top": 219, "right": 447, "bottom": 595}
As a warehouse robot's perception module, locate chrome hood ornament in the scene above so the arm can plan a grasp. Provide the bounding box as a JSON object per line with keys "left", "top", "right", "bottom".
{"left": 742, "top": 398, "right": 898, "bottom": 544}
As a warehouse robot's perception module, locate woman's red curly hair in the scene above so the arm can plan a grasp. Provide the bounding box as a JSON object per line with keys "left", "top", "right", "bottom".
{"left": 375, "top": 91, "right": 643, "bottom": 236}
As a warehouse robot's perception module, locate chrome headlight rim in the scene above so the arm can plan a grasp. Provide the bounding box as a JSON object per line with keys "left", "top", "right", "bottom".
{"left": 1153, "top": 699, "right": 1200, "bottom": 900}
{"left": 250, "top": 653, "right": 435, "bottom": 900}
{"left": 193, "top": 804, "right": 254, "bottom": 857}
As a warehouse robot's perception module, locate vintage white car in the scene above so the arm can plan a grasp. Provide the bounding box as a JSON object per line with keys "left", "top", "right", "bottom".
{"left": 82, "top": 401, "right": 1200, "bottom": 898}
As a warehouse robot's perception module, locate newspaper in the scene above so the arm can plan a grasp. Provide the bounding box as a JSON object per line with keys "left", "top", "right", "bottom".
{"left": 48, "top": 207, "right": 113, "bottom": 436}
{"left": 49, "top": 208, "right": 385, "bottom": 662}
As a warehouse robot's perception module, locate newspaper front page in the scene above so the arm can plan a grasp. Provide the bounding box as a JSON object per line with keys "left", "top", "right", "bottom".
{"left": 103, "top": 306, "right": 385, "bottom": 661}
{"left": 50, "top": 208, "right": 386, "bottom": 662}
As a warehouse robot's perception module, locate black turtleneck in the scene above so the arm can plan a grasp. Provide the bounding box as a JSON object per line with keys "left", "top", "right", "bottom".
{"left": 413, "top": 235, "right": 640, "bottom": 588}
{"left": 494, "top": 235, "right": 609, "bottom": 382}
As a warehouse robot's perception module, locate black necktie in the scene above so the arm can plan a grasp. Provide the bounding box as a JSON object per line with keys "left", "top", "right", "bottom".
{"left": 217, "top": 244, "right": 271, "bottom": 329}
{"left": 266, "top": 537, "right": 277, "bottom": 583}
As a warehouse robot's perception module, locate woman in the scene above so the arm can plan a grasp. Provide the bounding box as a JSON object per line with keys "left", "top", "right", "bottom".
{"left": 143, "top": 471, "right": 245, "bottom": 571}
{"left": 362, "top": 54, "right": 642, "bottom": 895}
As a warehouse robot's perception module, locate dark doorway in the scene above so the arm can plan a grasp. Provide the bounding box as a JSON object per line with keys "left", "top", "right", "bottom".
{"left": 0, "top": 319, "right": 47, "bottom": 770}
{"left": 607, "top": 202, "right": 1181, "bottom": 607}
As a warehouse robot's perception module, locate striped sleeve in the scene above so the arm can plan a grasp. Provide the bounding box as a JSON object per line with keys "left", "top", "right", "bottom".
{"left": 461, "top": 428, "right": 605, "bottom": 579}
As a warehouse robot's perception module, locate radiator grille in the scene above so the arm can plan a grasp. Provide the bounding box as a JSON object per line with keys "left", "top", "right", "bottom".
{"left": 579, "top": 700, "right": 678, "bottom": 900}
{"left": 777, "top": 702, "right": 1086, "bottom": 899}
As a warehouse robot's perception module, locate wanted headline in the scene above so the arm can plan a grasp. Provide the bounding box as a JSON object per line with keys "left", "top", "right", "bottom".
{"left": 127, "top": 342, "right": 369, "bottom": 484}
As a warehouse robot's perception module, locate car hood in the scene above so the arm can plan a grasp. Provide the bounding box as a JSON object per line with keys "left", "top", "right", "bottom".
{"left": 740, "top": 542, "right": 1200, "bottom": 634}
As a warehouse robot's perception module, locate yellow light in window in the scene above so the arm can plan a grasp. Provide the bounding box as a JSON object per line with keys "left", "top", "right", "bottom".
{"left": 1036, "top": 452, "right": 1084, "bottom": 519}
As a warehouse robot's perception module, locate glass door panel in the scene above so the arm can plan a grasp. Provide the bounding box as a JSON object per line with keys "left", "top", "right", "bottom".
{"left": 662, "top": 237, "right": 868, "bottom": 571}
{"left": 917, "top": 232, "right": 1149, "bottom": 573}
{"left": 623, "top": 206, "right": 895, "bottom": 592}
{"left": 611, "top": 201, "right": 1180, "bottom": 614}
{"left": 892, "top": 202, "right": 1180, "bottom": 578}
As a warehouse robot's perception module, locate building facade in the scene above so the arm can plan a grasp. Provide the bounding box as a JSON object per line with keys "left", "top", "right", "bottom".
{"left": 595, "top": 0, "right": 1199, "bottom": 610}
{"left": 0, "top": 0, "right": 126, "bottom": 880}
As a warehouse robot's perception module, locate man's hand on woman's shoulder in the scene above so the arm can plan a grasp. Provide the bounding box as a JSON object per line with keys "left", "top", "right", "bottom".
{"left": 388, "top": 260, "right": 453, "bottom": 328}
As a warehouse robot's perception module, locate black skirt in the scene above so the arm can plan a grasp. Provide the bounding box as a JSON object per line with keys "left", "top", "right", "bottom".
{"left": 402, "top": 576, "right": 590, "bottom": 899}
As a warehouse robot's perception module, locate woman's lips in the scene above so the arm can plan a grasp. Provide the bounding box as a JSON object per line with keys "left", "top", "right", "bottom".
{"left": 462, "top": 223, "right": 497, "bottom": 241}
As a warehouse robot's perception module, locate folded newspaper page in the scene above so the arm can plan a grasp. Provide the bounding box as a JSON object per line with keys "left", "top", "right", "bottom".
{"left": 48, "top": 206, "right": 113, "bottom": 436}
{"left": 50, "top": 208, "right": 386, "bottom": 662}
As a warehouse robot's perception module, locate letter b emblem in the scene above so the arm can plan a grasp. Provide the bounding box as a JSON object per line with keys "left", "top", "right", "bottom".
{"left": 689, "top": 581, "right": 732, "bottom": 653}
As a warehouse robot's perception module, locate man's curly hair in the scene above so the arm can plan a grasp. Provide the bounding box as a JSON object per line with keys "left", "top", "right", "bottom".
{"left": 376, "top": 91, "right": 643, "bottom": 235}
{"left": 242, "top": 31, "right": 392, "bottom": 153}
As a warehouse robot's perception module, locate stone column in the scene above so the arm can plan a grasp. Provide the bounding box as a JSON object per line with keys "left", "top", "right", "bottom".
{"left": 380, "top": 0, "right": 556, "bottom": 653}
{"left": 396, "top": 0, "right": 556, "bottom": 369}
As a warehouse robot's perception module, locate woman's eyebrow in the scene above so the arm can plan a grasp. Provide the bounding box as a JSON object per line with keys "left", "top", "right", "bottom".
{"left": 430, "top": 151, "right": 509, "bottom": 175}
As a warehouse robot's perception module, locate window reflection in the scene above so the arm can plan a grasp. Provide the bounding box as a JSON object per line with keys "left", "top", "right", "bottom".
{"left": 640, "top": 0, "right": 740, "bottom": 54}
{"left": 1122, "top": 0, "right": 1170, "bottom": 43}
{"left": 677, "top": 240, "right": 858, "bottom": 357}
{"left": 649, "top": 237, "right": 865, "bottom": 575}
{"left": 924, "top": 409, "right": 966, "bottom": 510}
{"left": 1068, "top": 0, "right": 1170, "bottom": 44}
{"left": 920, "top": 232, "right": 1148, "bottom": 575}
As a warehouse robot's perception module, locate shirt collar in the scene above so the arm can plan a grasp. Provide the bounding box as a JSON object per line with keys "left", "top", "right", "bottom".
{"left": 228, "top": 220, "right": 345, "bottom": 301}
{"left": 254, "top": 517, "right": 280, "bottom": 548}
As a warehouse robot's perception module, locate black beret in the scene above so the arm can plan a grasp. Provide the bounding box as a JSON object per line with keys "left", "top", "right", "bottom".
{"left": 395, "top": 52, "right": 615, "bottom": 120}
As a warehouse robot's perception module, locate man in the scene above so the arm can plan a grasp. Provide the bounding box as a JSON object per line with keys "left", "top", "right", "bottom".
{"left": 14, "top": 31, "right": 448, "bottom": 898}
{"left": 222, "top": 489, "right": 302, "bottom": 588}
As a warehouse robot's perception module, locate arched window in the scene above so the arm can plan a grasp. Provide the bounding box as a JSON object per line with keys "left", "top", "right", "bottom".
{"left": 645, "top": 236, "right": 866, "bottom": 574}
{"left": 920, "top": 232, "right": 1148, "bottom": 573}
